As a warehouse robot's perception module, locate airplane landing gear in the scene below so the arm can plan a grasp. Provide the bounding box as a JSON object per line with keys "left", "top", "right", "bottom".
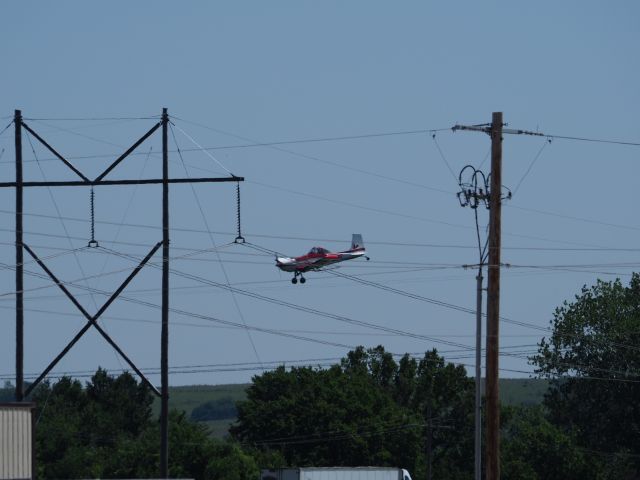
{"left": 291, "top": 277, "right": 298, "bottom": 284}
{"left": 292, "top": 272, "right": 306, "bottom": 285}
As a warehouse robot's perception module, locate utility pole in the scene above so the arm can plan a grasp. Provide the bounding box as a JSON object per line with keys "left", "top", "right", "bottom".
{"left": 475, "top": 267, "right": 483, "bottom": 480}
{"left": 15, "top": 109, "right": 23, "bottom": 402}
{"left": 456, "top": 164, "right": 490, "bottom": 480}
{"left": 485, "top": 112, "right": 503, "bottom": 480}
{"left": 453, "top": 113, "right": 540, "bottom": 480}
{"left": 160, "top": 108, "right": 170, "bottom": 479}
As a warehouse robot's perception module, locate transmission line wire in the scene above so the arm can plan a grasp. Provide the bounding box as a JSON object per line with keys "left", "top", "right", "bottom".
{"left": 170, "top": 123, "right": 263, "bottom": 368}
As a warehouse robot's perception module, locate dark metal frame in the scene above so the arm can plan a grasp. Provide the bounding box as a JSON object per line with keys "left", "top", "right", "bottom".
{"left": 5, "top": 108, "right": 244, "bottom": 477}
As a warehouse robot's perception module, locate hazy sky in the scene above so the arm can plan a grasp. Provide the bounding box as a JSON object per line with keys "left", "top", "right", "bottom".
{"left": 1, "top": 2, "right": 639, "bottom": 387}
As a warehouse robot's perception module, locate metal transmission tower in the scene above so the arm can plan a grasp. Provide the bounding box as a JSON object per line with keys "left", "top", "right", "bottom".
{"left": 3, "top": 108, "right": 244, "bottom": 478}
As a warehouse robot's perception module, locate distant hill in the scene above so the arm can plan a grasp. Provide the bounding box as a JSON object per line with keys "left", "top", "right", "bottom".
{"left": 157, "top": 378, "right": 549, "bottom": 438}
{"left": 500, "top": 378, "right": 549, "bottom": 406}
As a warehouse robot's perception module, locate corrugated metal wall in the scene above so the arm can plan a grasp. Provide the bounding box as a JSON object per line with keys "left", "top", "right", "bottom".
{"left": 0, "top": 404, "right": 33, "bottom": 480}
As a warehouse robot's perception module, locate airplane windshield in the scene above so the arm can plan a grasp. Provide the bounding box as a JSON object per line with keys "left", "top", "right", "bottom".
{"left": 309, "top": 247, "right": 329, "bottom": 255}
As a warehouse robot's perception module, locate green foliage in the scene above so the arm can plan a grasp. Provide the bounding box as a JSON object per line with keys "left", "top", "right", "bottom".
{"left": 532, "top": 274, "right": 640, "bottom": 476}
{"left": 30, "top": 369, "right": 260, "bottom": 480}
{"left": 231, "top": 346, "right": 476, "bottom": 479}
{"left": 205, "top": 441, "right": 260, "bottom": 480}
{"left": 501, "top": 406, "right": 590, "bottom": 480}
{"left": 0, "top": 381, "right": 15, "bottom": 402}
{"left": 232, "top": 359, "right": 420, "bottom": 469}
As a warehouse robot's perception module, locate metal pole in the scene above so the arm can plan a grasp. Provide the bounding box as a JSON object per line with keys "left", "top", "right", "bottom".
{"left": 485, "top": 112, "right": 503, "bottom": 480}
{"left": 475, "top": 267, "right": 483, "bottom": 480}
{"left": 160, "top": 108, "right": 169, "bottom": 478}
{"left": 15, "top": 110, "right": 23, "bottom": 402}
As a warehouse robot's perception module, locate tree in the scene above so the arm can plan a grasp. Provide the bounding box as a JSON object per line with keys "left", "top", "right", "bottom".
{"left": 532, "top": 274, "right": 640, "bottom": 477}
{"left": 500, "top": 406, "right": 590, "bottom": 480}
{"left": 231, "top": 358, "right": 421, "bottom": 470}
{"left": 413, "top": 350, "right": 474, "bottom": 480}
{"left": 231, "top": 346, "right": 477, "bottom": 479}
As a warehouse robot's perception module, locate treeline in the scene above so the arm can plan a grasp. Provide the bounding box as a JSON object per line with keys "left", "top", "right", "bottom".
{"left": 10, "top": 274, "right": 640, "bottom": 479}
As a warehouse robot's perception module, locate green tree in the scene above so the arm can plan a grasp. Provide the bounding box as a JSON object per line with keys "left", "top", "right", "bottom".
{"left": 31, "top": 369, "right": 262, "bottom": 480}
{"left": 532, "top": 274, "right": 640, "bottom": 476}
{"left": 501, "top": 406, "right": 590, "bottom": 480}
{"left": 205, "top": 441, "right": 260, "bottom": 480}
{"left": 231, "top": 346, "right": 478, "bottom": 478}
{"left": 413, "top": 350, "right": 474, "bottom": 480}
{"left": 231, "top": 359, "right": 420, "bottom": 470}
{"left": 32, "top": 377, "right": 95, "bottom": 479}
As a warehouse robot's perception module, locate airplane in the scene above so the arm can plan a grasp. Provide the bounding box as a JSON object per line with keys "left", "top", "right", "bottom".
{"left": 276, "top": 234, "right": 369, "bottom": 284}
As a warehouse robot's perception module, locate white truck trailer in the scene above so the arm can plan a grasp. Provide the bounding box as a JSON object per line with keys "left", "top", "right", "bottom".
{"left": 261, "top": 467, "right": 413, "bottom": 480}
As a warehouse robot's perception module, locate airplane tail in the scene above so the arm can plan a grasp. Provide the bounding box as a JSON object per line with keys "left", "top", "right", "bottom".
{"left": 351, "top": 234, "right": 364, "bottom": 251}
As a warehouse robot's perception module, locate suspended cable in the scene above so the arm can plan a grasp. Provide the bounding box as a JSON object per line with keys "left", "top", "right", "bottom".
{"left": 0, "top": 120, "right": 13, "bottom": 137}
{"left": 172, "top": 116, "right": 454, "bottom": 196}
{"left": 170, "top": 123, "right": 263, "bottom": 368}
{"left": 30, "top": 119, "right": 127, "bottom": 149}
{"left": 512, "top": 137, "right": 552, "bottom": 195}
{"left": 25, "top": 130, "right": 101, "bottom": 311}
{"left": 431, "top": 131, "right": 458, "bottom": 184}
{"left": 547, "top": 133, "right": 640, "bottom": 147}
{"left": 172, "top": 115, "right": 451, "bottom": 146}
{"left": 23, "top": 116, "right": 159, "bottom": 121}
{"left": 170, "top": 122, "right": 234, "bottom": 175}
{"left": 325, "top": 269, "right": 549, "bottom": 332}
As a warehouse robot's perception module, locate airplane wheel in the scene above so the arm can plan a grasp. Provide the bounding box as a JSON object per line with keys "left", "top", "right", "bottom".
{"left": 300, "top": 277, "right": 306, "bottom": 284}
{"left": 291, "top": 277, "right": 298, "bottom": 284}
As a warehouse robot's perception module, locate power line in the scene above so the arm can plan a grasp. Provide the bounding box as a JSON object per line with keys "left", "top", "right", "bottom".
{"left": 546, "top": 133, "right": 640, "bottom": 147}
{"left": 170, "top": 123, "right": 263, "bottom": 369}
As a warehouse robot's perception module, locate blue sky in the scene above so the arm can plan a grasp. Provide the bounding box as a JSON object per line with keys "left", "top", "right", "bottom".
{"left": 1, "top": 1, "right": 639, "bottom": 386}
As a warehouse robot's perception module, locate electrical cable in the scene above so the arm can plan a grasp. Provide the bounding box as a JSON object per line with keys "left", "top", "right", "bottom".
{"left": 512, "top": 137, "right": 552, "bottom": 195}
{"left": 29, "top": 119, "right": 127, "bottom": 150}
{"left": 171, "top": 116, "right": 454, "bottom": 196}
{"left": 171, "top": 122, "right": 234, "bottom": 176}
{"left": 5, "top": 217, "right": 640, "bottom": 253}
{"left": 23, "top": 116, "right": 159, "bottom": 121}
{"left": 172, "top": 115, "right": 451, "bottom": 146}
{"left": 170, "top": 123, "right": 263, "bottom": 369}
{"left": 25, "top": 131, "right": 102, "bottom": 312}
{"left": 325, "top": 269, "right": 549, "bottom": 332}
{"left": 0, "top": 121, "right": 13, "bottom": 137}
{"left": 547, "top": 133, "right": 640, "bottom": 147}
{"left": 431, "top": 131, "right": 458, "bottom": 184}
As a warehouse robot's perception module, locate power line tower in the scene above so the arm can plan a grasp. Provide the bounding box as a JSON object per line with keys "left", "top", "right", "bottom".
{"left": 3, "top": 108, "right": 243, "bottom": 478}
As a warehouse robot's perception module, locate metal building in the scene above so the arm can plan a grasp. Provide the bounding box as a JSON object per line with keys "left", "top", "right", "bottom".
{"left": 0, "top": 403, "right": 35, "bottom": 480}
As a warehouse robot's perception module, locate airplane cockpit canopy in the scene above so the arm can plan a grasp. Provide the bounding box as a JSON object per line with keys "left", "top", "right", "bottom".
{"left": 309, "top": 247, "right": 329, "bottom": 255}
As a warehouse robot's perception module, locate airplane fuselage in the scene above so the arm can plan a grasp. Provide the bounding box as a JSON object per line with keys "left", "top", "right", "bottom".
{"left": 276, "top": 249, "right": 366, "bottom": 273}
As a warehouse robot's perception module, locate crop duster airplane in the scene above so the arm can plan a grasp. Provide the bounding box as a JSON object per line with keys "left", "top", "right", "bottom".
{"left": 276, "top": 234, "right": 369, "bottom": 284}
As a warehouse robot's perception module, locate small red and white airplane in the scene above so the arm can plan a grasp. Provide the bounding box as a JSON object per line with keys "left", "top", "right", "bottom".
{"left": 276, "top": 234, "right": 369, "bottom": 284}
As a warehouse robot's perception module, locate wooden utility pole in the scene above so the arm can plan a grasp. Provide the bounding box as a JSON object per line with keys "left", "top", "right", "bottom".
{"left": 15, "top": 109, "right": 23, "bottom": 402}
{"left": 486, "top": 112, "right": 503, "bottom": 480}
{"left": 160, "top": 108, "right": 170, "bottom": 478}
